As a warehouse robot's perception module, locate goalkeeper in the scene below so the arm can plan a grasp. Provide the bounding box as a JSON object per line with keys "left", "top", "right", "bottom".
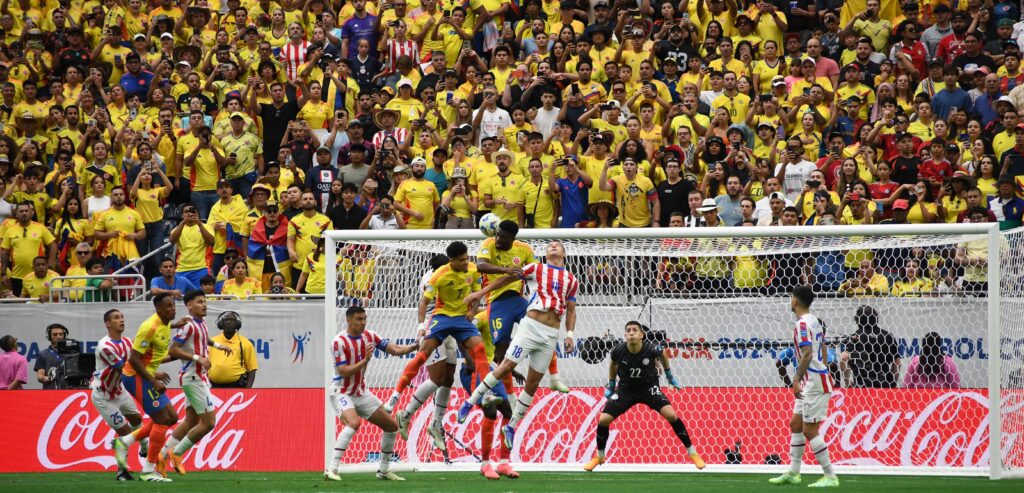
{"left": 583, "top": 321, "right": 705, "bottom": 471}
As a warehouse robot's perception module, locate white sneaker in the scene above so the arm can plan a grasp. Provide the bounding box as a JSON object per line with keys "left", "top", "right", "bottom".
{"left": 549, "top": 376, "right": 570, "bottom": 393}
{"left": 428, "top": 424, "right": 447, "bottom": 452}
{"left": 383, "top": 392, "right": 400, "bottom": 413}
{"left": 324, "top": 469, "right": 341, "bottom": 481}
{"left": 397, "top": 411, "right": 411, "bottom": 441}
{"left": 376, "top": 470, "right": 405, "bottom": 481}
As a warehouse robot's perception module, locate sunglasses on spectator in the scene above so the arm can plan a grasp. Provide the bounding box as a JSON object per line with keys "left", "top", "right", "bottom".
{"left": 76, "top": 250, "right": 90, "bottom": 255}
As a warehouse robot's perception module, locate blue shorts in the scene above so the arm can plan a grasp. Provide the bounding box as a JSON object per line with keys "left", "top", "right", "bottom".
{"left": 428, "top": 315, "right": 481, "bottom": 344}
{"left": 487, "top": 294, "right": 529, "bottom": 346}
{"left": 179, "top": 268, "right": 209, "bottom": 288}
{"left": 123, "top": 374, "right": 172, "bottom": 416}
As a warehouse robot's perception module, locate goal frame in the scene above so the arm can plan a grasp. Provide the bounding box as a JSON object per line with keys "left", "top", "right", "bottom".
{"left": 324, "top": 223, "right": 1013, "bottom": 479}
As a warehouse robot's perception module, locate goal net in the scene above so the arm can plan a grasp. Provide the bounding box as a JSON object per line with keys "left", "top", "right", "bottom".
{"left": 323, "top": 224, "right": 1024, "bottom": 478}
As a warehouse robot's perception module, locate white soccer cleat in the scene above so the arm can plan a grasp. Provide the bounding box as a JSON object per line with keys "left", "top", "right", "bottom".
{"left": 428, "top": 424, "right": 447, "bottom": 452}
{"left": 481, "top": 392, "right": 504, "bottom": 408}
{"left": 383, "top": 392, "right": 400, "bottom": 413}
{"left": 549, "top": 376, "right": 570, "bottom": 393}
{"left": 807, "top": 476, "right": 840, "bottom": 488}
{"left": 397, "top": 411, "right": 411, "bottom": 441}
{"left": 323, "top": 469, "right": 341, "bottom": 481}
{"left": 768, "top": 472, "right": 801, "bottom": 485}
{"left": 376, "top": 470, "right": 405, "bottom": 481}
{"left": 140, "top": 472, "right": 171, "bottom": 482}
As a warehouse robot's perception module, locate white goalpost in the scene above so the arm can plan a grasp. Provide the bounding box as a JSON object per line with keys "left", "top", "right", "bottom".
{"left": 323, "top": 223, "right": 1024, "bottom": 479}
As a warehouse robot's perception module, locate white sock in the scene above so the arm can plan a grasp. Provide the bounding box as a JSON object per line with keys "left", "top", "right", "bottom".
{"left": 789, "top": 432, "right": 806, "bottom": 474}
{"left": 119, "top": 432, "right": 137, "bottom": 446}
{"left": 550, "top": 373, "right": 564, "bottom": 386}
{"left": 469, "top": 373, "right": 500, "bottom": 405}
{"left": 509, "top": 391, "right": 534, "bottom": 428}
{"left": 406, "top": 380, "right": 439, "bottom": 415}
{"left": 142, "top": 459, "right": 155, "bottom": 473}
{"left": 379, "top": 431, "right": 397, "bottom": 473}
{"left": 163, "top": 436, "right": 180, "bottom": 455}
{"left": 433, "top": 386, "right": 450, "bottom": 428}
{"left": 808, "top": 435, "right": 835, "bottom": 478}
{"left": 481, "top": 459, "right": 491, "bottom": 467}
{"left": 173, "top": 437, "right": 195, "bottom": 455}
{"left": 687, "top": 446, "right": 696, "bottom": 455}
{"left": 328, "top": 426, "right": 357, "bottom": 471}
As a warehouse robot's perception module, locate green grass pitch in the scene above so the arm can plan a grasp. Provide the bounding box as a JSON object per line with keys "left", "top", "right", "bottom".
{"left": 2, "top": 471, "right": 1022, "bottom": 493}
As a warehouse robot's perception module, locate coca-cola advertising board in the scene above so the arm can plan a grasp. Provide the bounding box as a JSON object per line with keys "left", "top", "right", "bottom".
{"left": 4, "top": 387, "right": 1022, "bottom": 472}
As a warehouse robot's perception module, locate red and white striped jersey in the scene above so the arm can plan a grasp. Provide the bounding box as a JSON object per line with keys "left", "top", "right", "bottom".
{"left": 793, "top": 313, "right": 834, "bottom": 393}
{"left": 92, "top": 336, "right": 133, "bottom": 398}
{"left": 385, "top": 38, "right": 420, "bottom": 74}
{"left": 331, "top": 329, "right": 389, "bottom": 396}
{"left": 173, "top": 318, "right": 210, "bottom": 384}
{"left": 371, "top": 128, "right": 409, "bottom": 150}
{"left": 279, "top": 40, "right": 311, "bottom": 81}
{"left": 522, "top": 263, "right": 578, "bottom": 318}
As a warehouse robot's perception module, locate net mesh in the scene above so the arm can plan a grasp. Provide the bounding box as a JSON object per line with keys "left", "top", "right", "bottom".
{"left": 325, "top": 228, "right": 1024, "bottom": 474}
{"left": 999, "top": 228, "right": 1024, "bottom": 475}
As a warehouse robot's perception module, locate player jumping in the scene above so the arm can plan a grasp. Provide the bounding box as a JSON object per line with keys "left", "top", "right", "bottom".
{"left": 477, "top": 221, "right": 568, "bottom": 394}
{"left": 325, "top": 306, "right": 418, "bottom": 481}
{"left": 458, "top": 240, "right": 577, "bottom": 452}
{"left": 393, "top": 254, "right": 456, "bottom": 453}
{"left": 122, "top": 293, "right": 183, "bottom": 482}
{"left": 384, "top": 241, "right": 495, "bottom": 427}
{"left": 768, "top": 286, "right": 839, "bottom": 488}
{"left": 160, "top": 290, "right": 234, "bottom": 475}
{"left": 582, "top": 321, "right": 705, "bottom": 471}
{"left": 92, "top": 309, "right": 143, "bottom": 481}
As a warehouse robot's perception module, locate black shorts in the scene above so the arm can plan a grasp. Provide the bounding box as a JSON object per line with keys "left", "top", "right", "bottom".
{"left": 602, "top": 384, "right": 671, "bottom": 418}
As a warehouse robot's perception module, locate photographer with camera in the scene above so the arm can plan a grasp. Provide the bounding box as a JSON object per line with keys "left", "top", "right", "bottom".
{"left": 35, "top": 323, "right": 68, "bottom": 389}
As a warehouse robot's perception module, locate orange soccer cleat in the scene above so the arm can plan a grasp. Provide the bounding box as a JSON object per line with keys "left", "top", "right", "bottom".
{"left": 480, "top": 463, "right": 499, "bottom": 480}
{"left": 168, "top": 452, "right": 187, "bottom": 475}
{"left": 583, "top": 455, "right": 605, "bottom": 471}
{"left": 496, "top": 462, "right": 519, "bottom": 479}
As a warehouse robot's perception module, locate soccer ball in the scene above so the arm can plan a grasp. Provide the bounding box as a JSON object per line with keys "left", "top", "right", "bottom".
{"left": 479, "top": 213, "right": 501, "bottom": 237}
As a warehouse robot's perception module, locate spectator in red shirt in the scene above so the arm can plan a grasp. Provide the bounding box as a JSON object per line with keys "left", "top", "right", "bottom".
{"left": 934, "top": 12, "right": 970, "bottom": 65}
{"left": 890, "top": 20, "right": 928, "bottom": 80}
{"left": 919, "top": 138, "right": 954, "bottom": 187}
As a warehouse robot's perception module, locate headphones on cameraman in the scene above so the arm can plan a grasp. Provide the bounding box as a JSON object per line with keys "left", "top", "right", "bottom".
{"left": 217, "top": 311, "right": 241, "bottom": 332}
{"left": 46, "top": 323, "right": 69, "bottom": 343}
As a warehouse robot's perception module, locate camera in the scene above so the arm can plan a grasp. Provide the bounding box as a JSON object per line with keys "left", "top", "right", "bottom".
{"left": 600, "top": 102, "right": 614, "bottom": 111}
{"left": 806, "top": 180, "right": 821, "bottom": 189}
{"left": 732, "top": 142, "right": 741, "bottom": 151}
{"left": 388, "top": 20, "right": 400, "bottom": 27}
{"left": 443, "top": 9, "right": 451, "bottom": 17}
{"left": 759, "top": 94, "right": 772, "bottom": 102}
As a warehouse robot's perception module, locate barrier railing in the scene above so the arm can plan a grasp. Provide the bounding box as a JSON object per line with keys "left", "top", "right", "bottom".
{"left": 51, "top": 274, "right": 147, "bottom": 303}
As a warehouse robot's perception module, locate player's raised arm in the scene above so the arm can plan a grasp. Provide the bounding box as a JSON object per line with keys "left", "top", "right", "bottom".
{"left": 383, "top": 340, "right": 419, "bottom": 356}
{"left": 464, "top": 273, "right": 519, "bottom": 307}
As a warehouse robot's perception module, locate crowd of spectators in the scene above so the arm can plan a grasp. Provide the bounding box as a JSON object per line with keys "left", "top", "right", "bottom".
{"left": 1, "top": 0, "right": 1023, "bottom": 302}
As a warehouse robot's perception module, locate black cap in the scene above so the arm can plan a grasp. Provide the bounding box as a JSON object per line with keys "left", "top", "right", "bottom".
{"left": 928, "top": 58, "right": 944, "bottom": 67}
{"left": 933, "top": 4, "right": 951, "bottom": 14}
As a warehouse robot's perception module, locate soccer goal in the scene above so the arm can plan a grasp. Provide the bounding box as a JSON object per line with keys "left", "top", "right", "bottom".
{"left": 323, "top": 224, "right": 1024, "bottom": 479}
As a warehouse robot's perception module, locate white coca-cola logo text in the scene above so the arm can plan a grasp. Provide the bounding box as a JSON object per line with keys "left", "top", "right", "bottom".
{"left": 820, "top": 390, "right": 1024, "bottom": 467}
{"left": 37, "top": 391, "right": 257, "bottom": 470}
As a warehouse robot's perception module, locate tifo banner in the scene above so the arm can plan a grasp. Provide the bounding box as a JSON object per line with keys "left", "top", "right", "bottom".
{"left": 1, "top": 389, "right": 323, "bottom": 472}
{"left": 2, "top": 298, "right": 1020, "bottom": 388}
{"left": 3, "top": 388, "right": 1021, "bottom": 472}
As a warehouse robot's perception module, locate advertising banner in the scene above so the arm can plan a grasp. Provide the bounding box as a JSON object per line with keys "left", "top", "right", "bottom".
{"left": 3, "top": 388, "right": 1021, "bottom": 472}
{"left": 3, "top": 298, "right": 1019, "bottom": 389}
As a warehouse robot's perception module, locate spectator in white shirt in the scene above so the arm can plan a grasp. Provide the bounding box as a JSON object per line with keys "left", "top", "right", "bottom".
{"left": 360, "top": 194, "right": 406, "bottom": 230}
{"left": 774, "top": 137, "right": 818, "bottom": 201}
{"left": 472, "top": 85, "right": 512, "bottom": 146}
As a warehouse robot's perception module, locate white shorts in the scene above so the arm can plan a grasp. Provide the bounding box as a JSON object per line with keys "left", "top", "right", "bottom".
{"left": 182, "top": 377, "right": 215, "bottom": 414}
{"left": 91, "top": 388, "right": 139, "bottom": 429}
{"left": 426, "top": 336, "right": 459, "bottom": 366}
{"left": 329, "top": 387, "right": 382, "bottom": 420}
{"left": 504, "top": 316, "right": 559, "bottom": 373}
{"left": 794, "top": 391, "right": 831, "bottom": 424}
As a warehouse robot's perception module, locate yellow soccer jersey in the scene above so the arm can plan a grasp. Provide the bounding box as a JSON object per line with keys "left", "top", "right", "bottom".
{"left": 476, "top": 238, "right": 536, "bottom": 303}
{"left": 423, "top": 262, "right": 481, "bottom": 317}
{"left": 123, "top": 313, "right": 172, "bottom": 377}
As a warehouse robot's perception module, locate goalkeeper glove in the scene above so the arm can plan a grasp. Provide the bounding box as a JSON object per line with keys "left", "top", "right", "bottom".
{"left": 665, "top": 369, "right": 682, "bottom": 390}
{"left": 604, "top": 379, "right": 616, "bottom": 398}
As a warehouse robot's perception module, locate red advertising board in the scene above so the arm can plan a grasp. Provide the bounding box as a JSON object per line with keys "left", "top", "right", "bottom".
{"left": 2, "top": 387, "right": 1018, "bottom": 472}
